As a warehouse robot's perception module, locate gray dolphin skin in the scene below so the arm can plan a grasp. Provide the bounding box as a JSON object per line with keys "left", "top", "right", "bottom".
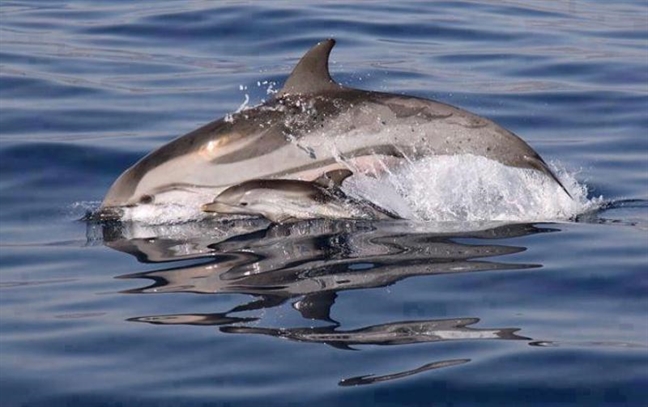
{"left": 98, "top": 38, "right": 570, "bottom": 219}
{"left": 202, "top": 169, "right": 398, "bottom": 223}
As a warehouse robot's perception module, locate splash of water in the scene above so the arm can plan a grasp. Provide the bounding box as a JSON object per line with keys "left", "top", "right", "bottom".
{"left": 344, "top": 154, "right": 600, "bottom": 222}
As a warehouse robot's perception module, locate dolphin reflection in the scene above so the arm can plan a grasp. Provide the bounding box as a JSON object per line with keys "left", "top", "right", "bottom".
{"left": 99, "top": 220, "right": 552, "bottom": 382}
{"left": 339, "top": 359, "right": 470, "bottom": 386}
{"left": 112, "top": 221, "right": 547, "bottom": 318}
{"left": 128, "top": 314, "right": 528, "bottom": 385}
{"left": 219, "top": 317, "right": 530, "bottom": 349}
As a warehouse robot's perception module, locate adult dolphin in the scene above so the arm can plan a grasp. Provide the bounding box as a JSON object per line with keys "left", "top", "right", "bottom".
{"left": 98, "top": 39, "right": 570, "bottom": 219}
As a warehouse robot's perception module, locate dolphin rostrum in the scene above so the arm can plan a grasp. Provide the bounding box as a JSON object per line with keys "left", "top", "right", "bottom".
{"left": 201, "top": 169, "right": 398, "bottom": 223}
{"left": 97, "top": 38, "right": 570, "bottom": 220}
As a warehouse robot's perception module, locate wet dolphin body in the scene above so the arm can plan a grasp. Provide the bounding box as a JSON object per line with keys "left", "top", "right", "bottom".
{"left": 98, "top": 39, "right": 570, "bottom": 219}
{"left": 201, "top": 169, "right": 398, "bottom": 223}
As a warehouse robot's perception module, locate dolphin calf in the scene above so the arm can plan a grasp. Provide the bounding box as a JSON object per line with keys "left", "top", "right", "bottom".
{"left": 97, "top": 38, "right": 570, "bottom": 220}
{"left": 201, "top": 169, "right": 398, "bottom": 223}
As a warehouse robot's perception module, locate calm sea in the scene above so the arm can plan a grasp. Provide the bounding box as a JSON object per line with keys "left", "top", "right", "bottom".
{"left": 1, "top": 1, "right": 647, "bottom": 406}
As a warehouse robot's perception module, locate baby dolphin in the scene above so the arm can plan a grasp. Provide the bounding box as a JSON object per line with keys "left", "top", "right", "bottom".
{"left": 202, "top": 170, "right": 398, "bottom": 223}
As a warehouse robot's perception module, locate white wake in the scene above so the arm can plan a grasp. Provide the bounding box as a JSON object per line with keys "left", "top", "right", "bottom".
{"left": 344, "top": 154, "right": 600, "bottom": 222}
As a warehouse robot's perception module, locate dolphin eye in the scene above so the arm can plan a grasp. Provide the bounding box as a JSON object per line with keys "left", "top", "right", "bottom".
{"left": 240, "top": 202, "right": 248, "bottom": 207}
{"left": 139, "top": 195, "right": 154, "bottom": 204}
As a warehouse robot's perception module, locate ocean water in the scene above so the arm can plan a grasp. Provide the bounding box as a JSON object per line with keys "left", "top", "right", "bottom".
{"left": 1, "top": 1, "right": 647, "bottom": 406}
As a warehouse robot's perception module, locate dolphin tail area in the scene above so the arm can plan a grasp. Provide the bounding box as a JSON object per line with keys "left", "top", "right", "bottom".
{"left": 524, "top": 156, "right": 573, "bottom": 199}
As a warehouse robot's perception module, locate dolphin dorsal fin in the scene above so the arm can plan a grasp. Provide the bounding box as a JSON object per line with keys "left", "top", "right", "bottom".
{"left": 314, "top": 169, "right": 353, "bottom": 189}
{"left": 277, "top": 39, "right": 341, "bottom": 97}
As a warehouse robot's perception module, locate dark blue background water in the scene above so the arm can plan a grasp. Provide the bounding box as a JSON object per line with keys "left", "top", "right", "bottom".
{"left": 1, "top": 1, "right": 647, "bottom": 406}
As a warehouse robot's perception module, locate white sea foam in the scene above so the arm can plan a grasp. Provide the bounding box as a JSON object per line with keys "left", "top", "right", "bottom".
{"left": 344, "top": 154, "right": 601, "bottom": 222}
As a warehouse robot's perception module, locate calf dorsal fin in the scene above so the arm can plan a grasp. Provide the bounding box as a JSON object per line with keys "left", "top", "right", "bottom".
{"left": 313, "top": 169, "right": 353, "bottom": 189}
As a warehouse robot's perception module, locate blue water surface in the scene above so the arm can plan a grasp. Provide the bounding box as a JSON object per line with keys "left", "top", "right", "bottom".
{"left": 1, "top": 1, "right": 647, "bottom": 406}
